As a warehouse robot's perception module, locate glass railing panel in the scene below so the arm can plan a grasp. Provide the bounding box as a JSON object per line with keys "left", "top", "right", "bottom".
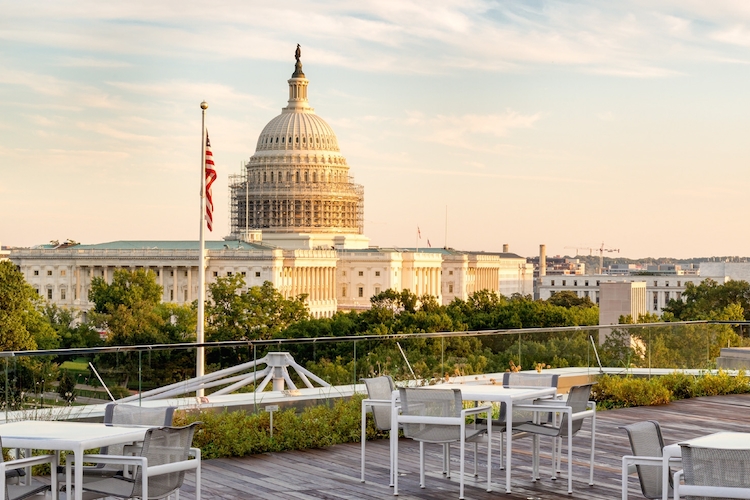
{"left": 2, "top": 320, "right": 749, "bottom": 418}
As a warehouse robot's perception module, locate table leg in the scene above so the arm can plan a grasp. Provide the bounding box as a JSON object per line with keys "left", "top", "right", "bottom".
{"left": 65, "top": 453, "right": 71, "bottom": 500}
{"left": 506, "top": 399, "right": 512, "bottom": 493}
{"left": 361, "top": 402, "right": 366, "bottom": 483}
{"left": 391, "top": 399, "right": 398, "bottom": 489}
{"left": 74, "top": 449, "right": 83, "bottom": 500}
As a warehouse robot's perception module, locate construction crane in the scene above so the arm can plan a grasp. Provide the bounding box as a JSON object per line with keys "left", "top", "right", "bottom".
{"left": 565, "top": 243, "right": 620, "bottom": 274}
{"left": 564, "top": 246, "right": 594, "bottom": 256}
{"left": 596, "top": 243, "right": 620, "bottom": 274}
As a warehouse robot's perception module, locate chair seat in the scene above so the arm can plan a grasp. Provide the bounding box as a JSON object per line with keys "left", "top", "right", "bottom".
{"left": 81, "top": 476, "right": 138, "bottom": 498}
{"left": 514, "top": 422, "right": 563, "bottom": 437}
{"left": 8, "top": 482, "right": 50, "bottom": 500}
{"left": 406, "top": 425, "right": 486, "bottom": 444}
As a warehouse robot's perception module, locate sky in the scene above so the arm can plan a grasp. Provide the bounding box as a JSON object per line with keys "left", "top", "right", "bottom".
{"left": 2, "top": 1, "right": 750, "bottom": 260}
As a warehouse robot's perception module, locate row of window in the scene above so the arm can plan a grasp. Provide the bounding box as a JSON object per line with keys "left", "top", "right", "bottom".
{"left": 653, "top": 291, "right": 682, "bottom": 310}
{"left": 33, "top": 269, "right": 64, "bottom": 276}
{"left": 342, "top": 270, "right": 383, "bottom": 277}
{"left": 262, "top": 135, "right": 335, "bottom": 147}
{"left": 254, "top": 169, "right": 346, "bottom": 184}
{"left": 341, "top": 285, "right": 382, "bottom": 298}
{"left": 36, "top": 288, "right": 74, "bottom": 300}
{"left": 212, "top": 271, "right": 262, "bottom": 278}
{"left": 550, "top": 279, "right": 685, "bottom": 287}
{"left": 551, "top": 279, "right": 599, "bottom": 287}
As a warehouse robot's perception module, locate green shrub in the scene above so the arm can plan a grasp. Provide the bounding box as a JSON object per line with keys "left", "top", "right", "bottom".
{"left": 171, "top": 372, "right": 750, "bottom": 460}
{"left": 658, "top": 372, "right": 697, "bottom": 400}
{"left": 173, "top": 394, "right": 376, "bottom": 460}
{"left": 593, "top": 371, "right": 750, "bottom": 410}
{"left": 592, "top": 374, "right": 671, "bottom": 409}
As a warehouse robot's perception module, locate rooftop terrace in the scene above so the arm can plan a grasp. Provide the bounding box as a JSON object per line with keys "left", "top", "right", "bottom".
{"left": 167, "top": 393, "right": 749, "bottom": 499}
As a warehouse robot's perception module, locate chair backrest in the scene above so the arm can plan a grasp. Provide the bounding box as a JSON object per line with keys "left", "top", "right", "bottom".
{"left": 102, "top": 403, "right": 176, "bottom": 459}
{"left": 106, "top": 403, "right": 176, "bottom": 427}
{"left": 362, "top": 376, "right": 395, "bottom": 431}
{"left": 0, "top": 436, "right": 50, "bottom": 500}
{"left": 502, "top": 372, "right": 560, "bottom": 388}
{"left": 622, "top": 420, "right": 669, "bottom": 499}
{"left": 500, "top": 372, "right": 560, "bottom": 424}
{"left": 681, "top": 444, "right": 750, "bottom": 493}
{"left": 133, "top": 422, "right": 201, "bottom": 499}
{"left": 398, "top": 387, "right": 462, "bottom": 444}
{"left": 559, "top": 383, "right": 594, "bottom": 437}
{"left": 0, "top": 436, "right": 9, "bottom": 500}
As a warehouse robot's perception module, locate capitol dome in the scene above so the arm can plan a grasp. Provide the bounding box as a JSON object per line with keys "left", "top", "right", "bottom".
{"left": 255, "top": 111, "right": 340, "bottom": 154}
{"left": 229, "top": 49, "right": 365, "bottom": 244}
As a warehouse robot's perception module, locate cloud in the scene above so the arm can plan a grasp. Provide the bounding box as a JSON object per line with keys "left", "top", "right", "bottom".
{"left": 0, "top": 0, "right": 729, "bottom": 78}
{"left": 404, "top": 109, "right": 540, "bottom": 149}
{"left": 56, "top": 57, "right": 132, "bottom": 68}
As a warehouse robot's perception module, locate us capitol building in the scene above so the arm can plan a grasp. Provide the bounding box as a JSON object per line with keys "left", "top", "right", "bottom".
{"left": 11, "top": 50, "right": 533, "bottom": 318}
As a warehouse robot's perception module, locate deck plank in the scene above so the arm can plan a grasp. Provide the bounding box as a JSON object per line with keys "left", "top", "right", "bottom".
{"left": 172, "top": 394, "right": 750, "bottom": 499}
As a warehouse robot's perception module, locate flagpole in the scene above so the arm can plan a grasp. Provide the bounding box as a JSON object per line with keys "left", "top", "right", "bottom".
{"left": 197, "top": 101, "right": 208, "bottom": 397}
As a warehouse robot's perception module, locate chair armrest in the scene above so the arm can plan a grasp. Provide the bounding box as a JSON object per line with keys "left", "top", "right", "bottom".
{"left": 148, "top": 457, "right": 200, "bottom": 478}
{"left": 0, "top": 454, "right": 56, "bottom": 471}
{"left": 462, "top": 404, "right": 492, "bottom": 417}
{"left": 362, "top": 398, "right": 392, "bottom": 407}
{"left": 622, "top": 455, "right": 678, "bottom": 467}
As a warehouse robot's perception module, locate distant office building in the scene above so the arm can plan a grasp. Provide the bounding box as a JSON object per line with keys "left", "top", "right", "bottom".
{"left": 539, "top": 274, "right": 721, "bottom": 315}
{"left": 699, "top": 262, "right": 750, "bottom": 283}
{"left": 598, "top": 281, "right": 648, "bottom": 343}
{"left": 528, "top": 256, "right": 585, "bottom": 277}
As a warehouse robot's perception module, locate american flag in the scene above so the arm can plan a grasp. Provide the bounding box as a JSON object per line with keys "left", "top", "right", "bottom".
{"left": 204, "top": 132, "right": 217, "bottom": 231}
{"left": 417, "top": 226, "right": 421, "bottom": 239}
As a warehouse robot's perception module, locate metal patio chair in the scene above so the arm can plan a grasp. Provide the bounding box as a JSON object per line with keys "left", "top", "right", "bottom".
{"left": 0, "top": 436, "right": 57, "bottom": 500}
{"left": 360, "top": 375, "right": 397, "bottom": 484}
{"left": 620, "top": 420, "right": 678, "bottom": 499}
{"left": 674, "top": 444, "right": 750, "bottom": 499}
{"left": 513, "top": 383, "right": 596, "bottom": 494}
{"left": 393, "top": 387, "right": 492, "bottom": 500}
{"left": 78, "top": 403, "right": 177, "bottom": 483}
{"left": 70, "top": 422, "right": 201, "bottom": 500}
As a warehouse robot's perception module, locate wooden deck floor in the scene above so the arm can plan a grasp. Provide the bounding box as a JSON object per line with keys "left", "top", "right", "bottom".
{"left": 172, "top": 394, "right": 750, "bottom": 499}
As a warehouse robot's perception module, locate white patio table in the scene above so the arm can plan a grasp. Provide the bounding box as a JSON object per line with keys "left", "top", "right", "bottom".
{"left": 391, "top": 383, "right": 557, "bottom": 493}
{"left": 0, "top": 420, "right": 151, "bottom": 500}
{"left": 661, "top": 431, "right": 750, "bottom": 500}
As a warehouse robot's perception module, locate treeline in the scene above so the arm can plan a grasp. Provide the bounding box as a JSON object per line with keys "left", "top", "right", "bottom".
{"left": 5, "top": 258, "right": 750, "bottom": 396}
{"left": 202, "top": 278, "right": 600, "bottom": 382}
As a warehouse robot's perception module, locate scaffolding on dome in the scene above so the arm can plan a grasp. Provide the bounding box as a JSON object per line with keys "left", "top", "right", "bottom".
{"left": 228, "top": 166, "right": 364, "bottom": 239}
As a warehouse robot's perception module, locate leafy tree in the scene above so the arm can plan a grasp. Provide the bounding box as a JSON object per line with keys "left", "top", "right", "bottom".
{"left": 663, "top": 278, "right": 750, "bottom": 320}
{"left": 547, "top": 290, "right": 595, "bottom": 309}
{"left": 89, "top": 268, "right": 162, "bottom": 314}
{"left": 88, "top": 269, "right": 195, "bottom": 388}
{"left": 43, "top": 303, "right": 102, "bottom": 349}
{"left": 206, "top": 278, "right": 308, "bottom": 342}
{"left": 58, "top": 369, "right": 76, "bottom": 403}
{"left": 0, "top": 260, "right": 57, "bottom": 351}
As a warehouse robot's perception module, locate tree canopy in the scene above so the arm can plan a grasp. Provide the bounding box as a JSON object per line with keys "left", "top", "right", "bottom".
{"left": 662, "top": 278, "right": 750, "bottom": 321}
{"left": 206, "top": 277, "right": 309, "bottom": 342}
{"left": 0, "top": 260, "right": 57, "bottom": 351}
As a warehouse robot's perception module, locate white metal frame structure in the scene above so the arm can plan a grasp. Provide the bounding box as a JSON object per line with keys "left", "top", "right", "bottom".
{"left": 118, "top": 352, "right": 330, "bottom": 403}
